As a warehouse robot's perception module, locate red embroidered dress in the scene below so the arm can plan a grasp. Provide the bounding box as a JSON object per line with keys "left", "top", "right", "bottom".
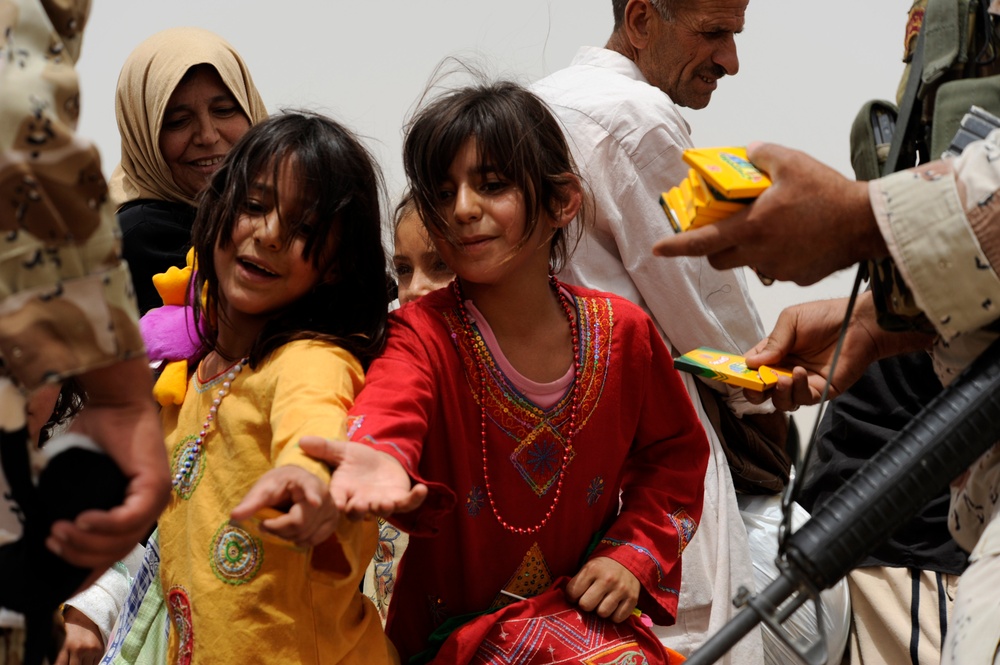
{"left": 348, "top": 285, "right": 709, "bottom": 661}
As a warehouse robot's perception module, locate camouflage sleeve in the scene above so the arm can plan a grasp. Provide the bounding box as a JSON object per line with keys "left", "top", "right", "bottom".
{"left": 870, "top": 130, "right": 1000, "bottom": 341}
{"left": 0, "top": 0, "right": 144, "bottom": 391}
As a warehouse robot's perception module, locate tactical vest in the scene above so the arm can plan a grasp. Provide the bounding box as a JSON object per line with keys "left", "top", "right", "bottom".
{"left": 851, "top": 0, "right": 1000, "bottom": 332}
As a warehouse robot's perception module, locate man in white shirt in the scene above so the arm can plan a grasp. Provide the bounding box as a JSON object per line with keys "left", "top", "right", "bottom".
{"left": 532, "top": 1, "right": 781, "bottom": 662}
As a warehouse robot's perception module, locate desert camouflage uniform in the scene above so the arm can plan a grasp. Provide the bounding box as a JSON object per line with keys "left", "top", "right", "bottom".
{"left": 0, "top": 0, "right": 144, "bottom": 661}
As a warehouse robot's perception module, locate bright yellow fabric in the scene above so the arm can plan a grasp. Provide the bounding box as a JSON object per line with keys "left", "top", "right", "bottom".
{"left": 159, "top": 340, "right": 396, "bottom": 664}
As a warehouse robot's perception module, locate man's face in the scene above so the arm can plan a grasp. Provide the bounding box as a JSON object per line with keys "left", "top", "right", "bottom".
{"left": 638, "top": 0, "right": 747, "bottom": 110}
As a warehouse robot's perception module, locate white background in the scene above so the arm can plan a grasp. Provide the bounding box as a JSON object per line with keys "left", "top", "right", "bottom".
{"left": 75, "top": 0, "right": 913, "bottom": 434}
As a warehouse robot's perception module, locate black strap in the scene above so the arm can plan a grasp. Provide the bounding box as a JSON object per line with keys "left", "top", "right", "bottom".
{"left": 885, "top": 19, "right": 929, "bottom": 175}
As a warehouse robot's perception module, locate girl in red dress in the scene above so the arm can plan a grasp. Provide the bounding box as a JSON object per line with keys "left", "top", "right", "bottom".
{"left": 304, "top": 81, "right": 708, "bottom": 664}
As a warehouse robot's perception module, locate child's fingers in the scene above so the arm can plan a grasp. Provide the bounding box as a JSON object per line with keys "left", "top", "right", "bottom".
{"left": 300, "top": 517, "right": 338, "bottom": 547}
{"left": 567, "top": 557, "right": 640, "bottom": 622}
{"left": 231, "top": 481, "right": 286, "bottom": 521}
{"left": 573, "top": 582, "right": 603, "bottom": 614}
{"left": 367, "top": 485, "right": 428, "bottom": 517}
{"left": 329, "top": 482, "right": 350, "bottom": 513}
{"left": 565, "top": 566, "right": 594, "bottom": 603}
{"left": 260, "top": 510, "right": 302, "bottom": 537}
{"left": 263, "top": 502, "right": 339, "bottom": 547}
{"left": 593, "top": 593, "right": 621, "bottom": 620}
{"left": 396, "top": 483, "right": 428, "bottom": 513}
{"left": 259, "top": 504, "right": 320, "bottom": 545}
{"left": 575, "top": 584, "right": 634, "bottom": 622}
{"left": 610, "top": 596, "right": 637, "bottom": 624}
{"left": 295, "top": 473, "right": 328, "bottom": 509}
{"left": 342, "top": 494, "right": 375, "bottom": 521}
{"left": 298, "top": 436, "right": 349, "bottom": 466}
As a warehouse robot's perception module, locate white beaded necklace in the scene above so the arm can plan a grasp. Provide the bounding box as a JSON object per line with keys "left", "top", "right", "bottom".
{"left": 172, "top": 357, "right": 248, "bottom": 489}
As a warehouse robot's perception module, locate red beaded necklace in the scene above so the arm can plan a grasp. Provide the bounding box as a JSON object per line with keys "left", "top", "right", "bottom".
{"left": 452, "top": 274, "right": 581, "bottom": 535}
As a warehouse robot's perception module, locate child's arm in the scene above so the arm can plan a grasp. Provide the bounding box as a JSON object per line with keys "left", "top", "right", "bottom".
{"left": 57, "top": 542, "right": 144, "bottom": 664}
{"left": 56, "top": 607, "right": 104, "bottom": 665}
{"left": 235, "top": 342, "right": 365, "bottom": 547}
{"left": 299, "top": 311, "right": 458, "bottom": 534}
{"left": 299, "top": 436, "right": 427, "bottom": 520}
{"left": 565, "top": 556, "right": 641, "bottom": 623}
{"left": 231, "top": 465, "right": 339, "bottom": 548}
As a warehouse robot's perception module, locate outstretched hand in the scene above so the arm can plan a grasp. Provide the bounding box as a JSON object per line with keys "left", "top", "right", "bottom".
{"left": 743, "top": 292, "right": 933, "bottom": 411}
{"left": 652, "top": 142, "right": 888, "bottom": 286}
{"left": 231, "top": 465, "right": 338, "bottom": 548}
{"left": 299, "top": 436, "right": 427, "bottom": 520}
{"left": 565, "top": 556, "right": 640, "bottom": 624}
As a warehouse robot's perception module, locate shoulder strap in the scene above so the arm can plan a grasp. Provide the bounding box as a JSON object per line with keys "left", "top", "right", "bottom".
{"left": 884, "top": 18, "right": 928, "bottom": 175}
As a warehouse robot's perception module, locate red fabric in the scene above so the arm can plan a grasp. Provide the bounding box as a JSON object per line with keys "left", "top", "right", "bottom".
{"left": 430, "top": 578, "right": 686, "bottom": 665}
{"left": 348, "top": 285, "right": 709, "bottom": 661}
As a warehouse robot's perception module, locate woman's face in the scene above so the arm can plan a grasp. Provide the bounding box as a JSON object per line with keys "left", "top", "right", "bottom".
{"left": 158, "top": 65, "right": 251, "bottom": 198}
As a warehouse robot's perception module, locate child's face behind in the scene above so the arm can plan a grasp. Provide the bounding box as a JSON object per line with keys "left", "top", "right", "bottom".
{"left": 214, "top": 158, "right": 324, "bottom": 327}
{"left": 393, "top": 212, "right": 454, "bottom": 305}
{"left": 432, "top": 138, "right": 553, "bottom": 289}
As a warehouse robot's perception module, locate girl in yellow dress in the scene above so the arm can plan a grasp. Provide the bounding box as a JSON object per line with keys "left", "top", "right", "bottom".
{"left": 157, "top": 111, "right": 397, "bottom": 664}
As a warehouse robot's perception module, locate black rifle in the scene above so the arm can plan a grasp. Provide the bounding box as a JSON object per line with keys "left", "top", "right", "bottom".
{"left": 684, "top": 337, "right": 1000, "bottom": 665}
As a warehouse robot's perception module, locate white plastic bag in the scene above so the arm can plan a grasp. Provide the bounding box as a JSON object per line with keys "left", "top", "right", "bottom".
{"left": 738, "top": 494, "right": 851, "bottom": 665}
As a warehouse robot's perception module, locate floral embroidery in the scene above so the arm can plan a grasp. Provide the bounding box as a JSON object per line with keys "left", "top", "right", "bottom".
{"left": 170, "top": 435, "right": 204, "bottom": 499}
{"left": 666, "top": 508, "right": 698, "bottom": 558}
{"left": 209, "top": 522, "right": 262, "bottom": 585}
{"left": 587, "top": 477, "right": 605, "bottom": 507}
{"left": 511, "top": 422, "right": 576, "bottom": 496}
{"left": 467, "top": 486, "right": 485, "bottom": 517}
{"left": 526, "top": 439, "right": 559, "bottom": 475}
{"left": 370, "top": 518, "right": 403, "bottom": 617}
{"left": 167, "top": 586, "right": 193, "bottom": 664}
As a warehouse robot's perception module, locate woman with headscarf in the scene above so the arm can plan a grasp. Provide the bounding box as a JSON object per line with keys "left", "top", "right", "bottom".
{"left": 110, "top": 27, "right": 267, "bottom": 313}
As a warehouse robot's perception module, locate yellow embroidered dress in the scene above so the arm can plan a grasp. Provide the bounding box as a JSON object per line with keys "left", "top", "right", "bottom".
{"left": 158, "top": 340, "right": 396, "bottom": 664}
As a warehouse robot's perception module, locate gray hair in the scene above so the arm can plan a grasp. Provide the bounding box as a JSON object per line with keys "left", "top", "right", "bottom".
{"left": 612, "top": 0, "right": 674, "bottom": 29}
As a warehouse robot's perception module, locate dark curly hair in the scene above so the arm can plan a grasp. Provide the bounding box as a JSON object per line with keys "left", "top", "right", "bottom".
{"left": 191, "top": 111, "right": 388, "bottom": 369}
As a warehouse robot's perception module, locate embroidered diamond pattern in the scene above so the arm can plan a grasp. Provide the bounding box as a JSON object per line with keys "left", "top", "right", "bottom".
{"left": 510, "top": 423, "right": 576, "bottom": 497}
{"left": 471, "top": 609, "right": 649, "bottom": 664}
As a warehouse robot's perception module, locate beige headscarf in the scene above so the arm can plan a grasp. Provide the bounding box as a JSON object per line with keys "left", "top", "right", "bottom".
{"left": 108, "top": 27, "right": 268, "bottom": 208}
